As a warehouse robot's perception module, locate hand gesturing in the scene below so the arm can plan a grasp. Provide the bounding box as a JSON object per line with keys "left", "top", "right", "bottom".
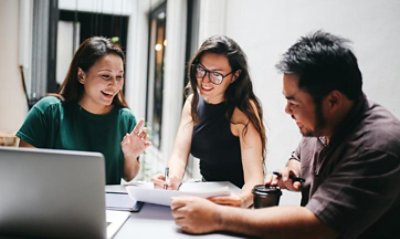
{"left": 121, "top": 119, "right": 151, "bottom": 159}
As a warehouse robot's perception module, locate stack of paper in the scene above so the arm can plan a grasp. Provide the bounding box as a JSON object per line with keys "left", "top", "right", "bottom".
{"left": 126, "top": 182, "right": 231, "bottom": 206}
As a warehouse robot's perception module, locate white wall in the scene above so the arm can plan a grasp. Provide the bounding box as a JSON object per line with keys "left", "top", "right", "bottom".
{"left": 221, "top": 0, "right": 400, "bottom": 172}
{"left": 125, "top": 0, "right": 154, "bottom": 120}
{"left": 198, "top": 0, "right": 227, "bottom": 43}
{"left": 0, "top": 0, "right": 28, "bottom": 133}
{"left": 192, "top": 0, "right": 400, "bottom": 204}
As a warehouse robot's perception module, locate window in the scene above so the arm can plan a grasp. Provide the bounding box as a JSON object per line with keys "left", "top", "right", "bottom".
{"left": 29, "top": 2, "right": 129, "bottom": 106}
{"left": 146, "top": 2, "right": 167, "bottom": 149}
{"left": 184, "top": 0, "right": 200, "bottom": 178}
{"left": 56, "top": 10, "right": 129, "bottom": 91}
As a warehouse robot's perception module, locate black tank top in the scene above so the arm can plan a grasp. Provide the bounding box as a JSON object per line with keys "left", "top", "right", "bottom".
{"left": 190, "top": 96, "right": 244, "bottom": 188}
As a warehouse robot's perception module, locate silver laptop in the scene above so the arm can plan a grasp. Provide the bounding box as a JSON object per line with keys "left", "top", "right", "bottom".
{"left": 0, "top": 147, "right": 127, "bottom": 238}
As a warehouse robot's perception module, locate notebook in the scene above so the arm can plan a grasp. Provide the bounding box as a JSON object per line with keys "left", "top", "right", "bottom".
{"left": 0, "top": 146, "right": 129, "bottom": 239}
{"left": 105, "top": 184, "right": 144, "bottom": 212}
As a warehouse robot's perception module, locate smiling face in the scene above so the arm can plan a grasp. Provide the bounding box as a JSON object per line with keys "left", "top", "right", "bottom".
{"left": 78, "top": 54, "right": 124, "bottom": 114}
{"left": 283, "top": 74, "right": 327, "bottom": 137}
{"left": 196, "top": 53, "right": 236, "bottom": 104}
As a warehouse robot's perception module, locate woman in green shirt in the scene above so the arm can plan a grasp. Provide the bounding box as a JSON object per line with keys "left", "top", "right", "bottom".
{"left": 17, "top": 37, "right": 150, "bottom": 184}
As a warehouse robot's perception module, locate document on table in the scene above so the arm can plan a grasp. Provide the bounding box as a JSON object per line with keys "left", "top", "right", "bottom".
{"left": 126, "top": 181, "right": 232, "bottom": 206}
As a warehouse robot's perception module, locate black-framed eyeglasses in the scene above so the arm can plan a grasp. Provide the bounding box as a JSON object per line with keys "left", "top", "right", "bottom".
{"left": 194, "top": 64, "right": 233, "bottom": 85}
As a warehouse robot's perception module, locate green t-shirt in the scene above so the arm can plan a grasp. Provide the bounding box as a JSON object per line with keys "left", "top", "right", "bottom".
{"left": 16, "top": 96, "right": 137, "bottom": 184}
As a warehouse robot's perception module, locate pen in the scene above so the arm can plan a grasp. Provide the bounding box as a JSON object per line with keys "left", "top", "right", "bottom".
{"left": 272, "top": 171, "right": 305, "bottom": 183}
{"left": 164, "top": 167, "right": 169, "bottom": 190}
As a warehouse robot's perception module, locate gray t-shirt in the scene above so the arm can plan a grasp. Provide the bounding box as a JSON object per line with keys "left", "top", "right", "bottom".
{"left": 290, "top": 96, "right": 400, "bottom": 238}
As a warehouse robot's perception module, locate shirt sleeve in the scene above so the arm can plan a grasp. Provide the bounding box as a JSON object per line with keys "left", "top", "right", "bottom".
{"left": 120, "top": 108, "right": 137, "bottom": 133}
{"left": 305, "top": 149, "right": 400, "bottom": 238}
{"left": 16, "top": 107, "right": 47, "bottom": 147}
{"left": 16, "top": 97, "right": 60, "bottom": 148}
{"left": 289, "top": 137, "right": 313, "bottom": 163}
{"left": 289, "top": 149, "right": 300, "bottom": 162}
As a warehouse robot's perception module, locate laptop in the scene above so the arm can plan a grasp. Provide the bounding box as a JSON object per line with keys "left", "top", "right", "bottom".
{"left": 0, "top": 147, "right": 129, "bottom": 238}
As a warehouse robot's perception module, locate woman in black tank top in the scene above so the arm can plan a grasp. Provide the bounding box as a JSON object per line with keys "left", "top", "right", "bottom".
{"left": 152, "top": 35, "right": 267, "bottom": 208}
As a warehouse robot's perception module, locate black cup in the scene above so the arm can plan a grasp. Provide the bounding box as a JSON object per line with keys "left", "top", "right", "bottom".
{"left": 252, "top": 185, "right": 282, "bottom": 208}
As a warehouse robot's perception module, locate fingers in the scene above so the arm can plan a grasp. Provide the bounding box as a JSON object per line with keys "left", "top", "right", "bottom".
{"left": 208, "top": 195, "right": 241, "bottom": 207}
{"left": 171, "top": 196, "right": 191, "bottom": 211}
{"left": 128, "top": 119, "right": 149, "bottom": 141}
{"left": 132, "top": 119, "right": 145, "bottom": 135}
{"left": 121, "top": 132, "right": 145, "bottom": 146}
{"left": 292, "top": 181, "right": 302, "bottom": 191}
{"left": 171, "top": 197, "right": 219, "bottom": 234}
{"left": 264, "top": 172, "right": 284, "bottom": 189}
{"left": 282, "top": 169, "right": 303, "bottom": 191}
{"left": 151, "top": 174, "right": 166, "bottom": 189}
{"left": 138, "top": 129, "right": 147, "bottom": 140}
{"left": 123, "top": 119, "right": 151, "bottom": 147}
{"left": 208, "top": 196, "right": 222, "bottom": 204}
{"left": 151, "top": 174, "right": 180, "bottom": 190}
{"left": 171, "top": 199, "right": 189, "bottom": 231}
{"left": 265, "top": 173, "right": 281, "bottom": 186}
{"left": 165, "top": 179, "right": 180, "bottom": 190}
{"left": 170, "top": 197, "right": 183, "bottom": 210}
{"left": 267, "top": 169, "right": 303, "bottom": 191}
{"left": 122, "top": 133, "right": 130, "bottom": 144}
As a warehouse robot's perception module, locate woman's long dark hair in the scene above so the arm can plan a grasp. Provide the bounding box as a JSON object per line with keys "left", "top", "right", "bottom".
{"left": 187, "top": 35, "right": 266, "bottom": 159}
{"left": 58, "top": 36, "right": 128, "bottom": 107}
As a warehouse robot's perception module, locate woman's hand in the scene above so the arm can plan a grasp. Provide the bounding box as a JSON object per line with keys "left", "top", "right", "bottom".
{"left": 121, "top": 119, "right": 151, "bottom": 159}
{"left": 121, "top": 119, "right": 151, "bottom": 181}
{"left": 151, "top": 174, "right": 182, "bottom": 190}
{"left": 208, "top": 194, "right": 243, "bottom": 207}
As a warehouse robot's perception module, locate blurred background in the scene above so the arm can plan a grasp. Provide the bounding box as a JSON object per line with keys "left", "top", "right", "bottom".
{"left": 1, "top": 0, "right": 399, "bottom": 205}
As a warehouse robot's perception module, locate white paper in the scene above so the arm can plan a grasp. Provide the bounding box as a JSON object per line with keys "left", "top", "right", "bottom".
{"left": 126, "top": 182, "right": 231, "bottom": 206}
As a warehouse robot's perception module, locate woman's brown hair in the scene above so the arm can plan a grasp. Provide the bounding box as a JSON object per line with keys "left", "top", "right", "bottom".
{"left": 187, "top": 35, "right": 267, "bottom": 159}
{"left": 58, "top": 36, "right": 128, "bottom": 107}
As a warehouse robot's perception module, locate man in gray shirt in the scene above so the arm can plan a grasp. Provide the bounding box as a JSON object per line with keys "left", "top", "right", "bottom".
{"left": 170, "top": 31, "right": 400, "bottom": 238}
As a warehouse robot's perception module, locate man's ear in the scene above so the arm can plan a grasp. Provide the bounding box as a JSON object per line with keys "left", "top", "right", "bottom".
{"left": 231, "top": 70, "right": 241, "bottom": 83}
{"left": 77, "top": 68, "right": 85, "bottom": 84}
{"left": 326, "top": 90, "right": 343, "bottom": 110}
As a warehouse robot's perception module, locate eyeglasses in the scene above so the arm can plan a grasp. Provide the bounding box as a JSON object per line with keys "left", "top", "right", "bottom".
{"left": 194, "top": 64, "right": 233, "bottom": 85}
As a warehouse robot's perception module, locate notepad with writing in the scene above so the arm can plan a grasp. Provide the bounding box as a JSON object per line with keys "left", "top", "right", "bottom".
{"left": 126, "top": 182, "right": 231, "bottom": 206}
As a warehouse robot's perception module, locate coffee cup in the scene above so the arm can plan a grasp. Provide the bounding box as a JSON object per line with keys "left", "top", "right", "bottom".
{"left": 252, "top": 184, "right": 282, "bottom": 208}
{"left": 0, "top": 132, "right": 18, "bottom": 147}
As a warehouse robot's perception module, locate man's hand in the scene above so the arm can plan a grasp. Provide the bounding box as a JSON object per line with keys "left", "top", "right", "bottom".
{"left": 171, "top": 196, "right": 222, "bottom": 234}
{"left": 265, "top": 160, "right": 303, "bottom": 191}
